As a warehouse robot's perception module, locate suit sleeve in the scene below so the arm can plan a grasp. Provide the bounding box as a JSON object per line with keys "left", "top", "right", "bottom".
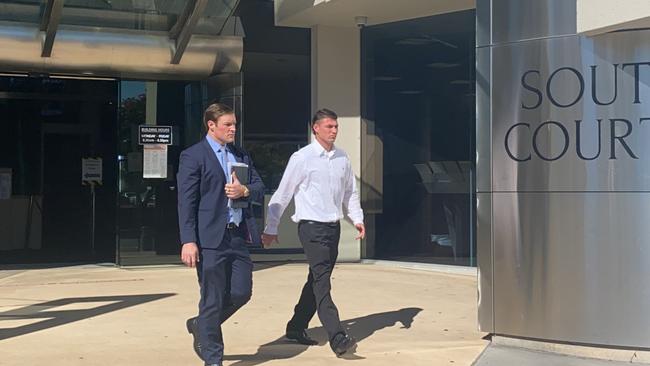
{"left": 177, "top": 150, "right": 201, "bottom": 245}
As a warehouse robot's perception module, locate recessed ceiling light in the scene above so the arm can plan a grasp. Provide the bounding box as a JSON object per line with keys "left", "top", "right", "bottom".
{"left": 372, "top": 76, "right": 401, "bottom": 81}
{"left": 430, "top": 37, "right": 458, "bottom": 49}
{"left": 427, "top": 62, "right": 460, "bottom": 68}
{"left": 395, "top": 38, "right": 431, "bottom": 46}
{"left": 397, "top": 90, "right": 423, "bottom": 95}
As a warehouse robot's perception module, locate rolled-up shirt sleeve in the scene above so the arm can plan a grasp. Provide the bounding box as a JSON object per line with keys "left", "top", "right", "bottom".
{"left": 264, "top": 153, "right": 304, "bottom": 235}
{"left": 343, "top": 160, "right": 364, "bottom": 225}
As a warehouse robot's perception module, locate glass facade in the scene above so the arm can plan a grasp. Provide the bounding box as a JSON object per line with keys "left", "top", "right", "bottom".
{"left": 361, "top": 10, "right": 476, "bottom": 266}
{"left": 0, "top": 1, "right": 483, "bottom": 268}
{"left": 0, "top": 75, "right": 118, "bottom": 264}
{"left": 237, "top": 0, "right": 311, "bottom": 192}
{"left": 116, "top": 80, "right": 189, "bottom": 265}
{"left": 0, "top": 0, "right": 311, "bottom": 266}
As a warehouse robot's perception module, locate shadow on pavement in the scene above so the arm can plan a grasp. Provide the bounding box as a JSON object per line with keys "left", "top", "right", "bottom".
{"left": 252, "top": 262, "right": 298, "bottom": 273}
{"left": 0, "top": 293, "right": 175, "bottom": 341}
{"left": 224, "top": 307, "right": 423, "bottom": 366}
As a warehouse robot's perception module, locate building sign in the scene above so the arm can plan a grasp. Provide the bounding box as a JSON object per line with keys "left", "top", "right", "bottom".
{"left": 82, "top": 158, "right": 103, "bottom": 185}
{"left": 139, "top": 125, "right": 172, "bottom": 145}
{"left": 492, "top": 31, "right": 650, "bottom": 192}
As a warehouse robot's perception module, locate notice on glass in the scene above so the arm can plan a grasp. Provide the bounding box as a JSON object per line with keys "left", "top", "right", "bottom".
{"left": 0, "top": 168, "right": 11, "bottom": 199}
{"left": 143, "top": 144, "right": 168, "bottom": 179}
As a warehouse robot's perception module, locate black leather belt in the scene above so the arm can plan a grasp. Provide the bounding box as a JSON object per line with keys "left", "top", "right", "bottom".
{"left": 299, "top": 220, "right": 340, "bottom": 227}
{"left": 226, "top": 222, "right": 238, "bottom": 229}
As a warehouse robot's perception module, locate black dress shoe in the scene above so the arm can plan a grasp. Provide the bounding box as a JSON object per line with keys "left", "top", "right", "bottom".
{"left": 285, "top": 329, "right": 318, "bottom": 345}
{"left": 186, "top": 317, "right": 203, "bottom": 359}
{"left": 330, "top": 333, "right": 357, "bottom": 356}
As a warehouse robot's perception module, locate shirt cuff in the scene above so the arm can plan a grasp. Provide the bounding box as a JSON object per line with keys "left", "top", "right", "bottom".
{"left": 263, "top": 225, "right": 278, "bottom": 235}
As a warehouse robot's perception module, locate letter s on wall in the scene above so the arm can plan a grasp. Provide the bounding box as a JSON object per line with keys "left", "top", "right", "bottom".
{"left": 521, "top": 70, "right": 543, "bottom": 110}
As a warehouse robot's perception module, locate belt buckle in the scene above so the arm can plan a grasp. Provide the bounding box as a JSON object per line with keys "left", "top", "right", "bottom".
{"left": 226, "top": 222, "right": 237, "bottom": 229}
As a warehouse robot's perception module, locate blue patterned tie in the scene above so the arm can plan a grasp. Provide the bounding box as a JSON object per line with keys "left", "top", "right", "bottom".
{"left": 219, "top": 147, "right": 242, "bottom": 225}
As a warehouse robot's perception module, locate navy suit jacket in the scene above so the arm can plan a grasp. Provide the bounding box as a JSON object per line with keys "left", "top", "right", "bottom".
{"left": 177, "top": 138, "right": 264, "bottom": 249}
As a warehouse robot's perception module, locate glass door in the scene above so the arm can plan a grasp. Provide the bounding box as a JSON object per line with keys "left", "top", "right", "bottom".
{"left": 361, "top": 10, "right": 477, "bottom": 266}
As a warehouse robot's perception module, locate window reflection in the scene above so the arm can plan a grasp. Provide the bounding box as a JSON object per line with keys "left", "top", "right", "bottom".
{"left": 361, "top": 10, "right": 476, "bottom": 266}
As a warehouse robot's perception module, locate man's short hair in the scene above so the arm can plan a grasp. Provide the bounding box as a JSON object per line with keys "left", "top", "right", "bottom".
{"left": 311, "top": 108, "right": 338, "bottom": 132}
{"left": 204, "top": 102, "right": 234, "bottom": 131}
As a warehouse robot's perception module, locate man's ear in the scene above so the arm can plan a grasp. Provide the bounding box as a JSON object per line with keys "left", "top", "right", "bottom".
{"left": 207, "top": 120, "right": 215, "bottom": 131}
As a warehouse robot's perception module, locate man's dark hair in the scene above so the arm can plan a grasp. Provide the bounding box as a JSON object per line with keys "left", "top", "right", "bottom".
{"left": 204, "top": 102, "right": 234, "bottom": 131}
{"left": 311, "top": 108, "right": 338, "bottom": 133}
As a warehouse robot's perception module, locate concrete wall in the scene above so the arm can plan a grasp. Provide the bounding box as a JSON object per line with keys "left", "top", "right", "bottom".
{"left": 311, "top": 25, "right": 362, "bottom": 261}
{"left": 577, "top": 0, "right": 650, "bottom": 35}
{"left": 276, "top": 0, "right": 475, "bottom": 28}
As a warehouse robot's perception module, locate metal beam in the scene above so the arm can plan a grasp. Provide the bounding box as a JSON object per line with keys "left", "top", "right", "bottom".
{"left": 40, "top": 0, "right": 64, "bottom": 57}
{"left": 169, "top": 0, "right": 196, "bottom": 40}
{"left": 216, "top": 0, "right": 242, "bottom": 36}
{"left": 171, "top": 0, "right": 208, "bottom": 65}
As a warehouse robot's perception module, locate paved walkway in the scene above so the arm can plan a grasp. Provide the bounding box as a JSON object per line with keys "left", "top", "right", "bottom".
{"left": 0, "top": 262, "right": 487, "bottom": 365}
{"left": 475, "top": 344, "right": 642, "bottom": 366}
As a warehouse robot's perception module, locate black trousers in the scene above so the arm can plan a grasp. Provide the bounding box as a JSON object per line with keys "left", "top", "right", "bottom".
{"left": 287, "top": 220, "right": 345, "bottom": 341}
{"left": 196, "top": 227, "right": 252, "bottom": 364}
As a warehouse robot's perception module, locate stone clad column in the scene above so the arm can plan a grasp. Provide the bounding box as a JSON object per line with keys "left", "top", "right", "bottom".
{"left": 311, "top": 25, "right": 362, "bottom": 262}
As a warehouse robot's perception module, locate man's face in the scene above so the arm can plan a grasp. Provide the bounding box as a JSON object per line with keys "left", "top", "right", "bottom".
{"left": 207, "top": 113, "right": 237, "bottom": 145}
{"left": 313, "top": 117, "right": 338, "bottom": 144}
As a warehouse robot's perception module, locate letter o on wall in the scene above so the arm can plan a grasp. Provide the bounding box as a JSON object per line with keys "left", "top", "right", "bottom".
{"left": 533, "top": 121, "right": 569, "bottom": 161}
{"left": 546, "top": 67, "right": 584, "bottom": 108}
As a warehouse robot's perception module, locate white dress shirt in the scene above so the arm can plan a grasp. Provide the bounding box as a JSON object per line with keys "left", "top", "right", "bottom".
{"left": 264, "top": 140, "right": 364, "bottom": 235}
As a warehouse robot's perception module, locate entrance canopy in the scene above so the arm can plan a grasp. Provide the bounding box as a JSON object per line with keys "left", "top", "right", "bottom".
{"left": 0, "top": 0, "right": 244, "bottom": 80}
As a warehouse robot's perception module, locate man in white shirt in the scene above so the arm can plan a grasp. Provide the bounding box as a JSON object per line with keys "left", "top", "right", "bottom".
{"left": 262, "top": 108, "right": 365, "bottom": 357}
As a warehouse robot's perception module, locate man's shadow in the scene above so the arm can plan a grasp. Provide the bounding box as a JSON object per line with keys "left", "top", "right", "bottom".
{"left": 224, "top": 307, "right": 422, "bottom": 365}
{"left": 0, "top": 294, "right": 175, "bottom": 341}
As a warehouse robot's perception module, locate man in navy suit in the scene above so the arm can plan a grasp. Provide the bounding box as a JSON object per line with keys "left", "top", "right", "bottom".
{"left": 177, "top": 102, "right": 264, "bottom": 366}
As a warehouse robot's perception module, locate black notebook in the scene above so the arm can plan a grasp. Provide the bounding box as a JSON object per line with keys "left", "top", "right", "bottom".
{"left": 227, "top": 162, "right": 249, "bottom": 209}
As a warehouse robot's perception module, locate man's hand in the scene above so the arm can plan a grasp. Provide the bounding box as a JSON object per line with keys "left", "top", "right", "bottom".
{"left": 225, "top": 171, "right": 246, "bottom": 199}
{"left": 261, "top": 233, "right": 279, "bottom": 248}
{"left": 355, "top": 223, "right": 366, "bottom": 240}
{"left": 181, "top": 242, "right": 200, "bottom": 268}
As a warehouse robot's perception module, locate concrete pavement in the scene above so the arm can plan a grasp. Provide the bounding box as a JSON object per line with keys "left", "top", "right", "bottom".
{"left": 0, "top": 262, "right": 487, "bottom": 365}
{"left": 474, "top": 344, "right": 643, "bottom": 366}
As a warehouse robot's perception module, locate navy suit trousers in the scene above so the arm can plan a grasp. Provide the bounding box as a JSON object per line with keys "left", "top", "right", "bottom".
{"left": 196, "top": 226, "right": 252, "bottom": 364}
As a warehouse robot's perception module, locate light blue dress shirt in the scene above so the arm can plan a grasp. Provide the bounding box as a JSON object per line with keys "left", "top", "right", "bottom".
{"left": 206, "top": 135, "right": 242, "bottom": 225}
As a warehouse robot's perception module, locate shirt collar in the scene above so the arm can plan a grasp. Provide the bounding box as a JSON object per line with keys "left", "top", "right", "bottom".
{"left": 206, "top": 134, "right": 228, "bottom": 153}
{"left": 311, "top": 139, "right": 336, "bottom": 157}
